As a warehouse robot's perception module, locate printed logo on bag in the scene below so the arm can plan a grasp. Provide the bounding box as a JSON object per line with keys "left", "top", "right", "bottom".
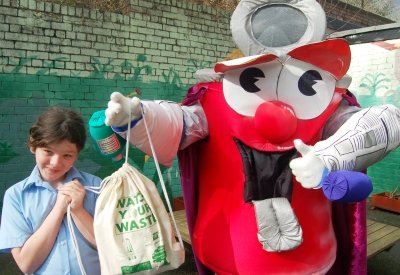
{"left": 124, "top": 238, "right": 136, "bottom": 260}
{"left": 116, "top": 192, "right": 158, "bottom": 233}
{"left": 121, "top": 245, "right": 168, "bottom": 274}
{"left": 114, "top": 191, "right": 170, "bottom": 273}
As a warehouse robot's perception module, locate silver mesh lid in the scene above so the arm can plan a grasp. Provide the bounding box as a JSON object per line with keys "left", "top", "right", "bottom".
{"left": 231, "top": 0, "right": 327, "bottom": 56}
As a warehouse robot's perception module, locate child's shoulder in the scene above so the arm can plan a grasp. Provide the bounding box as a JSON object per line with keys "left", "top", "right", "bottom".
{"left": 4, "top": 176, "right": 32, "bottom": 199}
{"left": 73, "top": 169, "right": 102, "bottom": 187}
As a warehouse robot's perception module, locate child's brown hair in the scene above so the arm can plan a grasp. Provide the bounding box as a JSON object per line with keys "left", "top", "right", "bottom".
{"left": 28, "top": 106, "right": 87, "bottom": 152}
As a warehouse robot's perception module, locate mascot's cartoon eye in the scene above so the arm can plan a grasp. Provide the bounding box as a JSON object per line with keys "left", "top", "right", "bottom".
{"left": 239, "top": 67, "right": 265, "bottom": 93}
{"left": 298, "top": 70, "right": 323, "bottom": 96}
{"left": 277, "top": 58, "right": 336, "bottom": 120}
{"left": 222, "top": 60, "right": 282, "bottom": 117}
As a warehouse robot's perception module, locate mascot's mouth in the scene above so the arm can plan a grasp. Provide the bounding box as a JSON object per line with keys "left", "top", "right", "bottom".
{"left": 234, "top": 138, "right": 298, "bottom": 203}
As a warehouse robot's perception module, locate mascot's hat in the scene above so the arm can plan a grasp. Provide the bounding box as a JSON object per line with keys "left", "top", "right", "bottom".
{"left": 215, "top": 39, "right": 351, "bottom": 80}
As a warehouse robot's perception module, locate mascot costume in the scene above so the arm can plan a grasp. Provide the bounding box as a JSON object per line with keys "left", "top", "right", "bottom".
{"left": 97, "top": 0, "right": 400, "bottom": 274}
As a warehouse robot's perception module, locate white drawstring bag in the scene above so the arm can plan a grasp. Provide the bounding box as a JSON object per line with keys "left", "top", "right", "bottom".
{"left": 92, "top": 109, "right": 185, "bottom": 275}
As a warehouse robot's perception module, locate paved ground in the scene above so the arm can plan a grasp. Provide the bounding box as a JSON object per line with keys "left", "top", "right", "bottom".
{"left": 0, "top": 198, "right": 398, "bottom": 275}
{"left": 366, "top": 198, "right": 400, "bottom": 275}
{"left": 170, "top": 198, "right": 400, "bottom": 275}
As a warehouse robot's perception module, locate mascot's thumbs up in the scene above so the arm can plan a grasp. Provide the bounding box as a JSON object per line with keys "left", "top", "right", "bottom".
{"left": 290, "top": 139, "right": 327, "bottom": 189}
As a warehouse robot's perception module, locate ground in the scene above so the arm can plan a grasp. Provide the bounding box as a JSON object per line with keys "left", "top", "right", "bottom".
{"left": 366, "top": 198, "right": 400, "bottom": 275}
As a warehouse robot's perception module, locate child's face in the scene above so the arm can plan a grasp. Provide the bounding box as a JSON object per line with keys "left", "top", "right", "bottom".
{"left": 31, "top": 139, "right": 79, "bottom": 186}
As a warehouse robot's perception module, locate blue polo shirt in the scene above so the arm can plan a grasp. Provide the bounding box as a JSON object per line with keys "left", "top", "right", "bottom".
{"left": 0, "top": 166, "right": 101, "bottom": 275}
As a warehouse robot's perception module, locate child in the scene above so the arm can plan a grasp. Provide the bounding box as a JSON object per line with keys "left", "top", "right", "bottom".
{"left": 0, "top": 106, "right": 101, "bottom": 275}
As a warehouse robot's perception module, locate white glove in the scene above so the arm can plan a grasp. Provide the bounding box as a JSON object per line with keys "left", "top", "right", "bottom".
{"left": 289, "top": 139, "right": 327, "bottom": 189}
{"left": 105, "top": 92, "right": 142, "bottom": 127}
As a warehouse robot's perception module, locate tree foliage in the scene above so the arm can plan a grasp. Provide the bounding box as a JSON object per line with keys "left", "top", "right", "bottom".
{"left": 336, "top": 0, "right": 398, "bottom": 20}
{"left": 41, "top": 0, "right": 132, "bottom": 14}
{"left": 190, "top": 0, "right": 239, "bottom": 11}
{"left": 41, "top": 0, "right": 399, "bottom": 21}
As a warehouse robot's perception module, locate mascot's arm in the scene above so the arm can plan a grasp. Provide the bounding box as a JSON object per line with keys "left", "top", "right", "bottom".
{"left": 290, "top": 104, "right": 400, "bottom": 191}
{"left": 314, "top": 104, "right": 400, "bottom": 171}
{"left": 105, "top": 92, "right": 208, "bottom": 167}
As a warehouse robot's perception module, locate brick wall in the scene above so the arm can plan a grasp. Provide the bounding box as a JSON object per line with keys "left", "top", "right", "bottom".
{"left": 0, "top": 0, "right": 236, "bottom": 212}
{"left": 1, "top": 0, "right": 399, "bottom": 214}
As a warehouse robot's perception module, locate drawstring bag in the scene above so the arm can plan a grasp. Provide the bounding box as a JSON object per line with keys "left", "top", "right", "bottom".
{"left": 93, "top": 163, "right": 185, "bottom": 274}
{"left": 82, "top": 108, "right": 185, "bottom": 275}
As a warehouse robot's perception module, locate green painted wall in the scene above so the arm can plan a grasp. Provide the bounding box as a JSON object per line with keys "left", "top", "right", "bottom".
{"left": 0, "top": 0, "right": 235, "bottom": 214}
{"left": 1, "top": 1, "right": 399, "bottom": 216}
{"left": 348, "top": 40, "right": 400, "bottom": 195}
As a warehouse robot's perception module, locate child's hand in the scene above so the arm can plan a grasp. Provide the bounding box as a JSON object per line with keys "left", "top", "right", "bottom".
{"left": 54, "top": 192, "right": 71, "bottom": 215}
{"left": 58, "top": 180, "right": 86, "bottom": 211}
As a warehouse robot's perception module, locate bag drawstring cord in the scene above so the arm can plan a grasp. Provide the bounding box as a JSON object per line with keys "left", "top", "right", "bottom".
{"left": 139, "top": 106, "right": 184, "bottom": 249}
{"left": 67, "top": 101, "right": 184, "bottom": 275}
{"left": 67, "top": 205, "right": 88, "bottom": 275}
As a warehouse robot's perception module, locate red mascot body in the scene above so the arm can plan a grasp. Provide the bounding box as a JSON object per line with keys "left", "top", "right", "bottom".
{"left": 180, "top": 39, "right": 355, "bottom": 274}
{"left": 99, "top": 1, "right": 400, "bottom": 274}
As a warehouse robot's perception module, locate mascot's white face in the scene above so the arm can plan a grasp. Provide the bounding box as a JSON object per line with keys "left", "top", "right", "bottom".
{"left": 214, "top": 38, "right": 351, "bottom": 151}
{"left": 223, "top": 57, "right": 336, "bottom": 120}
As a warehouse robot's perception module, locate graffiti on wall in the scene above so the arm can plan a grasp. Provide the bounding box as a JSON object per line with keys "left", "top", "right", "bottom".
{"left": 3, "top": 39, "right": 400, "bottom": 200}
{"left": 0, "top": 142, "right": 18, "bottom": 164}
{"left": 349, "top": 39, "right": 400, "bottom": 194}
{"left": 0, "top": 51, "right": 212, "bottom": 211}
{"left": 351, "top": 40, "right": 400, "bottom": 107}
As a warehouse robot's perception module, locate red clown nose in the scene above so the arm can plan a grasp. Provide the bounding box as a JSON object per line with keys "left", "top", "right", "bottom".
{"left": 254, "top": 101, "right": 297, "bottom": 143}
